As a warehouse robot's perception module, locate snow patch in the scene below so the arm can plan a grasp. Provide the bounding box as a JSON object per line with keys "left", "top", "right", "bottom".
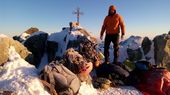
{"left": 47, "top": 27, "right": 88, "bottom": 57}
{"left": 78, "top": 82, "right": 97, "bottom": 95}
{"left": 0, "top": 46, "right": 50, "bottom": 95}
{"left": 97, "top": 86, "right": 142, "bottom": 95}
{"left": 19, "top": 32, "right": 30, "bottom": 41}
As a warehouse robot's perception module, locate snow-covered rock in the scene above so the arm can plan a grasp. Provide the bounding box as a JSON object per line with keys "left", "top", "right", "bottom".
{"left": 120, "top": 36, "right": 143, "bottom": 50}
{"left": 48, "top": 27, "right": 70, "bottom": 57}
{"left": 0, "top": 35, "right": 32, "bottom": 65}
{"left": 48, "top": 26, "right": 96, "bottom": 59}
{"left": 0, "top": 46, "right": 50, "bottom": 95}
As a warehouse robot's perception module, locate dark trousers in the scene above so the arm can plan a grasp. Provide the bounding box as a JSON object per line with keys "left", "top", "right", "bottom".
{"left": 104, "top": 33, "right": 119, "bottom": 63}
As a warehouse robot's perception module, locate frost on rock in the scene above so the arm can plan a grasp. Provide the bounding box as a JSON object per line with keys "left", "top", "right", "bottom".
{"left": 97, "top": 86, "right": 143, "bottom": 95}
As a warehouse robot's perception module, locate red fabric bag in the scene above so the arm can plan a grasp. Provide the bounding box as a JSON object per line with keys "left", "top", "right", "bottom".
{"left": 137, "top": 68, "right": 170, "bottom": 95}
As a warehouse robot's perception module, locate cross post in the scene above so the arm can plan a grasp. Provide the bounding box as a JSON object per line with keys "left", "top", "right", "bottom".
{"left": 72, "top": 7, "right": 83, "bottom": 24}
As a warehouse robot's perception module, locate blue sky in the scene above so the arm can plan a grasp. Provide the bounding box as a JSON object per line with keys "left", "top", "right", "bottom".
{"left": 0, "top": 0, "right": 170, "bottom": 38}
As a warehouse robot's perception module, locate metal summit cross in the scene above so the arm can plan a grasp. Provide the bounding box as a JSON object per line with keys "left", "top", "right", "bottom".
{"left": 72, "top": 7, "right": 83, "bottom": 24}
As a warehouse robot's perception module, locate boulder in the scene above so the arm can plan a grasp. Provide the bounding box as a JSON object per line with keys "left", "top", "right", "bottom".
{"left": 142, "top": 37, "right": 152, "bottom": 55}
{"left": 127, "top": 48, "right": 143, "bottom": 62}
{"left": 47, "top": 41, "right": 58, "bottom": 62}
{"left": 0, "top": 36, "right": 32, "bottom": 65}
{"left": 24, "top": 32, "right": 48, "bottom": 67}
{"left": 153, "top": 34, "right": 170, "bottom": 69}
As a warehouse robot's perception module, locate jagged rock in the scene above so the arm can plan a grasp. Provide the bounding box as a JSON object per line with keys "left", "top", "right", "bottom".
{"left": 66, "top": 36, "right": 100, "bottom": 67}
{"left": 127, "top": 48, "right": 143, "bottom": 62}
{"left": 142, "top": 37, "right": 152, "bottom": 55}
{"left": 47, "top": 41, "right": 58, "bottom": 62}
{"left": 67, "top": 35, "right": 91, "bottom": 49}
{"left": 78, "top": 29, "right": 97, "bottom": 42}
{"left": 153, "top": 34, "right": 170, "bottom": 69}
{"left": 13, "top": 27, "right": 39, "bottom": 43}
{"left": 93, "top": 78, "right": 112, "bottom": 90}
{"left": 25, "top": 27, "right": 39, "bottom": 34}
{"left": 67, "top": 39, "right": 80, "bottom": 49}
{"left": 24, "top": 32, "right": 48, "bottom": 67}
{"left": 66, "top": 28, "right": 96, "bottom": 49}
{"left": 78, "top": 36, "right": 98, "bottom": 63}
{"left": 0, "top": 36, "right": 32, "bottom": 65}
{"left": 63, "top": 48, "right": 84, "bottom": 74}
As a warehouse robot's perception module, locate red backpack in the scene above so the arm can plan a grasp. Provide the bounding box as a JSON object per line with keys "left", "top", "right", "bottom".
{"left": 137, "top": 68, "right": 170, "bottom": 95}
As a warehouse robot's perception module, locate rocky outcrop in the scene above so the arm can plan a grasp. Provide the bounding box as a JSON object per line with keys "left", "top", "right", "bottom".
{"left": 127, "top": 48, "right": 143, "bottom": 62}
{"left": 153, "top": 34, "right": 170, "bottom": 69}
{"left": 24, "top": 32, "right": 48, "bottom": 67}
{"left": 24, "top": 27, "right": 39, "bottom": 34}
{"left": 13, "top": 27, "right": 39, "bottom": 43}
{"left": 142, "top": 37, "right": 152, "bottom": 55}
{"left": 0, "top": 36, "right": 32, "bottom": 65}
{"left": 66, "top": 35, "right": 100, "bottom": 65}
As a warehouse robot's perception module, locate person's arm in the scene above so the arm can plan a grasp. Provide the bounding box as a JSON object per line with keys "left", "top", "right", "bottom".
{"left": 100, "top": 17, "right": 107, "bottom": 40}
{"left": 119, "top": 15, "right": 125, "bottom": 39}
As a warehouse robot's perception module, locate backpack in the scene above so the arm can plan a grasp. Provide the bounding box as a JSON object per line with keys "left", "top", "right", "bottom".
{"left": 40, "top": 61, "right": 81, "bottom": 95}
{"left": 136, "top": 68, "right": 170, "bottom": 95}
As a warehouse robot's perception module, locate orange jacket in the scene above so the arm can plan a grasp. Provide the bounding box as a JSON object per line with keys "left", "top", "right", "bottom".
{"left": 100, "top": 13, "right": 125, "bottom": 36}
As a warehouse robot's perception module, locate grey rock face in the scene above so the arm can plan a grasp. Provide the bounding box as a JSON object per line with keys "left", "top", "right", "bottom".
{"left": 153, "top": 34, "right": 170, "bottom": 70}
